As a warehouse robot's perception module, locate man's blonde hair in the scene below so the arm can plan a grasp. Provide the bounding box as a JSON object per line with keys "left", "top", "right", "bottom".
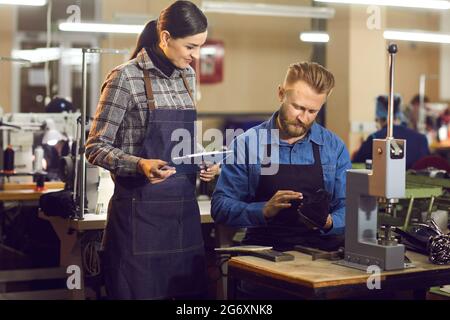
{"left": 284, "top": 62, "right": 335, "bottom": 96}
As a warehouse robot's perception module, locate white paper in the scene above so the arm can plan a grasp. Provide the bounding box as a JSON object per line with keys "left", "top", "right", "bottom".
{"left": 172, "top": 150, "right": 233, "bottom": 164}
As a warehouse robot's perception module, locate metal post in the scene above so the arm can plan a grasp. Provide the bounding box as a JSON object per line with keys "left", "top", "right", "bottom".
{"left": 418, "top": 74, "right": 426, "bottom": 134}
{"left": 79, "top": 48, "right": 88, "bottom": 219}
{"left": 403, "top": 197, "right": 415, "bottom": 230}
{"left": 77, "top": 48, "right": 129, "bottom": 220}
{"left": 387, "top": 43, "right": 397, "bottom": 139}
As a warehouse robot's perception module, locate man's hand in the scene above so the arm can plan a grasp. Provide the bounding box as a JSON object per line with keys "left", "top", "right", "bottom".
{"left": 263, "top": 190, "right": 302, "bottom": 219}
{"left": 323, "top": 214, "right": 333, "bottom": 230}
{"left": 199, "top": 163, "right": 220, "bottom": 182}
{"left": 297, "top": 189, "right": 331, "bottom": 230}
{"left": 137, "top": 159, "right": 176, "bottom": 184}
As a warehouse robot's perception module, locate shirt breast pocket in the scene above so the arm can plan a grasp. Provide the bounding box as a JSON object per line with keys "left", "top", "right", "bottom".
{"left": 322, "top": 164, "right": 336, "bottom": 194}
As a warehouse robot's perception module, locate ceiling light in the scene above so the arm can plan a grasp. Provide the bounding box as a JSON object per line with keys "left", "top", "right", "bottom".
{"left": 11, "top": 48, "right": 103, "bottom": 65}
{"left": 314, "top": 0, "right": 450, "bottom": 10}
{"left": 59, "top": 22, "right": 144, "bottom": 34}
{"left": 0, "top": 56, "right": 31, "bottom": 64}
{"left": 12, "top": 48, "right": 61, "bottom": 64}
{"left": 384, "top": 30, "right": 450, "bottom": 44}
{"left": 202, "top": 1, "right": 335, "bottom": 19}
{"left": 300, "top": 32, "right": 330, "bottom": 43}
{"left": 0, "top": 0, "right": 46, "bottom": 5}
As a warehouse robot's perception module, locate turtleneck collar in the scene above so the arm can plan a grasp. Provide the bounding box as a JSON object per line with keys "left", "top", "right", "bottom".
{"left": 145, "top": 43, "right": 177, "bottom": 78}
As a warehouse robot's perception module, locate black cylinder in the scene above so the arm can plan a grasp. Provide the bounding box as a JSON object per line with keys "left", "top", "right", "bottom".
{"left": 388, "top": 43, "right": 398, "bottom": 54}
{"left": 35, "top": 173, "right": 45, "bottom": 189}
{"left": 3, "top": 145, "right": 14, "bottom": 172}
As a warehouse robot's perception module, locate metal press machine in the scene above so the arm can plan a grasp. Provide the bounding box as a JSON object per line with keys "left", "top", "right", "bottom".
{"left": 337, "top": 44, "right": 409, "bottom": 271}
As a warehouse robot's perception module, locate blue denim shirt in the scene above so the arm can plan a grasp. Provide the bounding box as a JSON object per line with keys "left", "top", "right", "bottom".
{"left": 211, "top": 112, "right": 352, "bottom": 235}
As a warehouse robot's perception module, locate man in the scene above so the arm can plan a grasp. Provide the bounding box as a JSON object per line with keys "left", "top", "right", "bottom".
{"left": 353, "top": 94, "right": 430, "bottom": 170}
{"left": 211, "top": 62, "right": 351, "bottom": 251}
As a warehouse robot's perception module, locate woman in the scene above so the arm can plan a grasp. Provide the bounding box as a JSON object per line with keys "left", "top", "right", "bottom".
{"left": 86, "top": 1, "right": 218, "bottom": 299}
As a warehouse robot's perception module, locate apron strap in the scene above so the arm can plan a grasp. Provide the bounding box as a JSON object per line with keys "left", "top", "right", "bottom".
{"left": 311, "top": 142, "right": 325, "bottom": 189}
{"left": 143, "top": 69, "right": 196, "bottom": 110}
{"left": 180, "top": 72, "right": 196, "bottom": 108}
{"left": 143, "top": 69, "right": 156, "bottom": 111}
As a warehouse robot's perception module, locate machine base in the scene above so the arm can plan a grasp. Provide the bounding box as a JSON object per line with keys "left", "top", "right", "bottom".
{"left": 333, "top": 259, "right": 415, "bottom": 271}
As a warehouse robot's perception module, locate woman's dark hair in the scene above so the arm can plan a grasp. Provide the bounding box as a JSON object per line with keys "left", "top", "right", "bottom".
{"left": 130, "top": 1, "right": 207, "bottom": 59}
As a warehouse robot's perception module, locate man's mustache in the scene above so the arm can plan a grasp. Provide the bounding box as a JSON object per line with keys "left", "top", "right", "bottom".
{"left": 284, "top": 120, "right": 307, "bottom": 128}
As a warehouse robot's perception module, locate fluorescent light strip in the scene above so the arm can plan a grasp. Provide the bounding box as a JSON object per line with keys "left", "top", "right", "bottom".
{"left": 384, "top": 30, "right": 450, "bottom": 44}
{"left": 202, "top": 1, "right": 335, "bottom": 19}
{"left": 300, "top": 32, "right": 330, "bottom": 43}
{"left": 59, "top": 22, "right": 144, "bottom": 34}
{"left": 12, "top": 48, "right": 61, "bottom": 63}
{"left": 0, "top": 0, "right": 46, "bottom": 5}
{"left": 0, "top": 56, "right": 31, "bottom": 64}
{"left": 314, "top": 0, "right": 450, "bottom": 10}
{"left": 12, "top": 48, "right": 101, "bottom": 65}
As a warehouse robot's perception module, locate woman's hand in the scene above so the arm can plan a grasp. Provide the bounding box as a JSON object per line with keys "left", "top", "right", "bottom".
{"left": 199, "top": 163, "right": 220, "bottom": 182}
{"left": 138, "top": 159, "right": 176, "bottom": 184}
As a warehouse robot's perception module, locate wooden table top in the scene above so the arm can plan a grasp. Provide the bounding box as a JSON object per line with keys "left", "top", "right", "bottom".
{"left": 0, "top": 182, "right": 65, "bottom": 202}
{"left": 1, "top": 181, "right": 65, "bottom": 191}
{"left": 39, "top": 199, "right": 214, "bottom": 231}
{"left": 228, "top": 250, "right": 450, "bottom": 289}
{"left": 0, "top": 188, "right": 63, "bottom": 201}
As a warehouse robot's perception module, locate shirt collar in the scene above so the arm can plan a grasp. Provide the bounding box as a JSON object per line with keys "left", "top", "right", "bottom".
{"left": 267, "top": 110, "right": 324, "bottom": 146}
{"left": 136, "top": 47, "right": 183, "bottom": 79}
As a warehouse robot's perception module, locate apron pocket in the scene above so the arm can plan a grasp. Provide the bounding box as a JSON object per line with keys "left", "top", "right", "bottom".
{"left": 132, "top": 198, "right": 196, "bottom": 255}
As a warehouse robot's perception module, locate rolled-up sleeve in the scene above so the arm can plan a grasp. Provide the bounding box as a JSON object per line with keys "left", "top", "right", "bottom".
{"left": 85, "top": 70, "right": 142, "bottom": 176}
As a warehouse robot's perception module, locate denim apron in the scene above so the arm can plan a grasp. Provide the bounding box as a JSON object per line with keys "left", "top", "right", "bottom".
{"left": 243, "top": 142, "right": 343, "bottom": 251}
{"left": 102, "top": 69, "right": 206, "bottom": 299}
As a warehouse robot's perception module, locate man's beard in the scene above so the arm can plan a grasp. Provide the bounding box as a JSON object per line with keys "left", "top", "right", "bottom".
{"left": 278, "top": 105, "right": 312, "bottom": 138}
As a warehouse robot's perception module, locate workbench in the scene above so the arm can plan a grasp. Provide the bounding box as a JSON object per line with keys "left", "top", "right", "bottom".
{"left": 227, "top": 250, "right": 450, "bottom": 300}
{"left": 0, "top": 181, "right": 64, "bottom": 202}
{"left": 0, "top": 182, "right": 68, "bottom": 299}
{"left": 37, "top": 200, "right": 214, "bottom": 299}
{"left": 39, "top": 199, "right": 213, "bottom": 232}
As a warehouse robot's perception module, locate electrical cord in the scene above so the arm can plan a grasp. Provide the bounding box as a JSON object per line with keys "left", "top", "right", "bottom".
{"left": 80, "top": 231, "right": 103, "bottom": 277}
{"left": 217, "top": 255, "right": 231, "bottom": 278}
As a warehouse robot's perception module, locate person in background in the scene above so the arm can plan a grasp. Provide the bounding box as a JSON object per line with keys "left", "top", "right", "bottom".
{"left": 353, "top": 94, "right": 430, "bottom": 170}
{"left": 404, "top": 94, "right": 429, "bottom": 131}
{"left": 40, "top": 97, "right": 73, "bottom": 180}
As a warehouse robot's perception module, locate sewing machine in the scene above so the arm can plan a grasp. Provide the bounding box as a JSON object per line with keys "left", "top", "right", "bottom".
{"left": 338, "top": 44, "right": 408, "bottom": 271}
{"left": 0, "top": 112, "right": 79, "bottom": 183}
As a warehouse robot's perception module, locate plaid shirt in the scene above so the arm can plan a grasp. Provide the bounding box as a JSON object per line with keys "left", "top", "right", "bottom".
{"left": 86, "top": 48, "right": 196, "bottom": 176}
